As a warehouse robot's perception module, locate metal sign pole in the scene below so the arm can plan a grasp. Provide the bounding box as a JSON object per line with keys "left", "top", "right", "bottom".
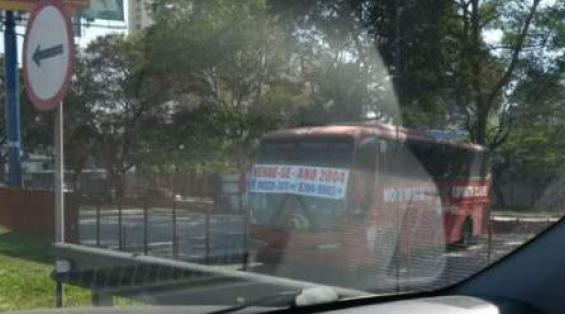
{"left": 55, "top": 101, "right": 65, "bottom": 244}
{"left": 54, "top": 101, "right": 64, "bottom": 307}
{"left": 23, "top": 0, "right": 76, "bottom": 308}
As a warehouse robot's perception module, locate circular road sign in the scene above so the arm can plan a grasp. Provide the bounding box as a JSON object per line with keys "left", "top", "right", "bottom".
{"left": 23, "top": 0, "right": 74, "bottom": 111}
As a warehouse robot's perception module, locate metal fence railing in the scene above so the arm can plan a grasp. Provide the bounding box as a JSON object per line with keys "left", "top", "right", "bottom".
{"left": 77, "top": 198, "right": 248, "bottom": 269}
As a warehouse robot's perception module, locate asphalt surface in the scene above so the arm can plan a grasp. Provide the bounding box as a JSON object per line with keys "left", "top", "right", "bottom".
{"left": 76, "top": 208, "right": 541, "bottom": 302}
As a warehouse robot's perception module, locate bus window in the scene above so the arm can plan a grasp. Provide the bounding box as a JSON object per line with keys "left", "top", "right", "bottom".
{"left": 407, "top": 143, "right": 489, "bottom": 181}
{"left": 382, "top": 139, "right": 426, "bottom": 178}
{"left": 444, "top": 146, "right": 479, "bottom": 179}
{"left": 257, "top": 139, "right": 353, "bottom": 168}
{"left": 407, "top": 140, "right": 449, "bottom": 180}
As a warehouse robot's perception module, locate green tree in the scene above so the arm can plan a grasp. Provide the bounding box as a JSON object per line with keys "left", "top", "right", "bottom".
{"left": 495, "top": 67, "right": 565, "bottom": 206}
{"left": 77, "top": 34, "right": 161, "bottom": 198}
{"left": 270, "top": 0, "right": 400, "bottom": 124}
{"left": 269, "top": 0, "right": 555, "bottom": 149}
{"left": 143, "top": 0, "right": 302, "bottom": 176}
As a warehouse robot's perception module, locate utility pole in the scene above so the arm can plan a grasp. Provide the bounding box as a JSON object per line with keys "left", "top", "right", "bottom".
{"left": 4, "top": 11, "right": 23, "bottom": 187}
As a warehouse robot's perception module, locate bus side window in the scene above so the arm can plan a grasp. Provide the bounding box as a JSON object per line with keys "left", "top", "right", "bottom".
{"left": 382, "top": 140, "right": 425, "bottom": 179}
{"left": 386, "top": 140, "right": 431, "bottom": 179}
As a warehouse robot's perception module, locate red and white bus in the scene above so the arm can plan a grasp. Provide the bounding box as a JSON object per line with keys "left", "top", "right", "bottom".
{"left": 248, "top": 122, "right": 490, "bottom": 283}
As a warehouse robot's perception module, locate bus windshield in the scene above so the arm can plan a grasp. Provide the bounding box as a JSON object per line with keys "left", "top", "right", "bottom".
{"left": 249, "top": 138, "right": 354, "bottom": 231}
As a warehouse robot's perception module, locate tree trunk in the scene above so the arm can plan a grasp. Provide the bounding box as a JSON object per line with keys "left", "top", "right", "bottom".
{"left": 115, "top": 171, "right": 126, "bottom": 201}
{"left": 474, "top": 109, "right": 488, "bottom": 145}
{"left": 107, "top": 168, "right": 126, "bottom": 201}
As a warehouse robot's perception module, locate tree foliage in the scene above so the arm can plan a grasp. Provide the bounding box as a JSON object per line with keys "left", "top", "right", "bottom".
{"left": 2, "top": 0, "right": 564, "bottom": 199}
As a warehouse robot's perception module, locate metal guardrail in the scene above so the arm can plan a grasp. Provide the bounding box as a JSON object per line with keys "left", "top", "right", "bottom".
{"left": 54, "top": 243, "right": 367, "bottom": 304}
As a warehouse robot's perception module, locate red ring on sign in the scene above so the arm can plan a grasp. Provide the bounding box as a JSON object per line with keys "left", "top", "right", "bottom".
{"left": 23, "top": 0, "right": 75, "bottom": 111}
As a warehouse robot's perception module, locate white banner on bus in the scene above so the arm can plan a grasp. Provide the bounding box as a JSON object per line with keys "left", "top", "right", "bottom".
{"left": 249, "top": 164, "right": 349, "bottom": 200}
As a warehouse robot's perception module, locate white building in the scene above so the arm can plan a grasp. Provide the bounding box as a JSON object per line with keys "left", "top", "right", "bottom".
{"left": 128, "top": 0, "right": 154, "bottom": 35}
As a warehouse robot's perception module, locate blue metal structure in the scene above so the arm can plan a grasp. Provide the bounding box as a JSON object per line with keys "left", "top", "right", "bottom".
{"left": 4, "top": 11, "right": 23, "bottom": 187}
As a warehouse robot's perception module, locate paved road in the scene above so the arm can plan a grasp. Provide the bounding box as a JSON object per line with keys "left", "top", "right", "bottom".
{"left": 243, "top": 233, "right": 534, "bottom": 293}
{"left": 77, "top": 208, "right": 538, "bottom": 300}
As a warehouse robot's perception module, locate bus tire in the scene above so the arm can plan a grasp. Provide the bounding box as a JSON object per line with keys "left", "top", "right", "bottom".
{"left": 460, "top": 218, "right": 474, "bottom": 247}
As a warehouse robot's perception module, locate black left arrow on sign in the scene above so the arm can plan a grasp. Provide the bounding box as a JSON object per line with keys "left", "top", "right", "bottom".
{"left": 33, "top": 44, "right": 64, "bottom": 67}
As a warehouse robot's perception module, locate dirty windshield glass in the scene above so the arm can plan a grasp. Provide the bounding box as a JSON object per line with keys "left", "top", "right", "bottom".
{"left": 0, "top": 0, "right": 564, "bottom": 312}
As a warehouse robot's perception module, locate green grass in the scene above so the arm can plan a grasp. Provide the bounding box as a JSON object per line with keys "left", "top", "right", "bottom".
{"left": 0, "top": 228, "right": 139, "bottom": 312}
{"left": 0, "top": 253, "right": 91, "bottom": 311}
